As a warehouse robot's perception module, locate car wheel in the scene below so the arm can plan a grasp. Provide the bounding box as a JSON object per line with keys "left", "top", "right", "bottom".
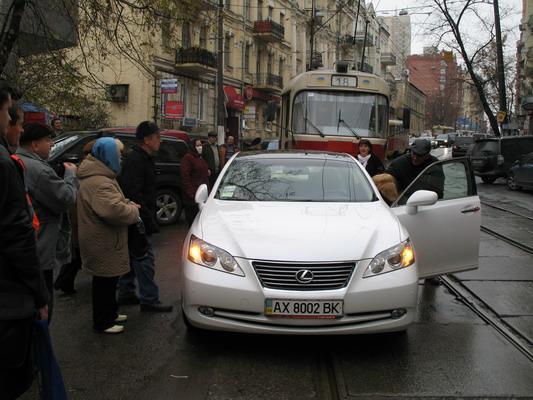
{"left": 506, "top": 173, "right": 520, "bottom": 191}
{"left": 481, "top": 177, "right": 496, "bottom": 184}
{"left": 156, "top": 189, "right": 182, "bottom": 225}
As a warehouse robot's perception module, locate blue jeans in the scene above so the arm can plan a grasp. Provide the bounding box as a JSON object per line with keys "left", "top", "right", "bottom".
{"left": 118, "top": 235, "right": 160, "bottom": 305}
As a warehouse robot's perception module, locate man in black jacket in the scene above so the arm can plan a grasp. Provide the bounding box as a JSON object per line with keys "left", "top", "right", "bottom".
{"left": 0, "top": 85, "right": 49, "bottom": 399}
{"left": 202, "top": 131, "right": 221, "bottom": 188}
{"left": 117, "top": 121, "right": 172, "bottom": 312}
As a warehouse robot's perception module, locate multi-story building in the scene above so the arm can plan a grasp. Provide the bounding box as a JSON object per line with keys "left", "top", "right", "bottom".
{"left": 406, "top": 49, "right": 462, "bottom": 129}
{"left": 381, "top": 10, "right": 411, "bottom": 79}
{"left": 516, "top": 0, "right": 533, "bottom": 135}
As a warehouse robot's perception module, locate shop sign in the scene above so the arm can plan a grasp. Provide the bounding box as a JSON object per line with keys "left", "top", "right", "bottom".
{"left": 183, "top": 117, "right": 197, "bottom": 127}
{"left": 243, "top": 105, "right": 256, "bottom": 119}
{"left": 164, "top": 101, "right": 184, "bottom": 119}
{"left": 161, "top": 79, "right": 179, "bottom": 94}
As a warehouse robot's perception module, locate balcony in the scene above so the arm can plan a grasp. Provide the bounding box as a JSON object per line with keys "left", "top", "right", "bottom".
{"left": 254, "top": 73, "right": 283, "bottom": 92}
{"left": 253, "top": 20, "right": 285, "bottom": 42}
{"left": 380, "top": 52, "right": 397, "bottom": 66}
{"left": 340, "top": 35, "right": 355, "bottom": 47}
{"left": 354, "top": 32, "right": 375, "bottom": 46}
{"left": 175, "top": 47, "right": 217, "bottom": 75}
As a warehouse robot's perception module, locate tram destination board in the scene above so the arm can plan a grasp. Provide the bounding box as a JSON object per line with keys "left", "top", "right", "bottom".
{"left": 331, "top": 75, "right": 357, "bottom": 87}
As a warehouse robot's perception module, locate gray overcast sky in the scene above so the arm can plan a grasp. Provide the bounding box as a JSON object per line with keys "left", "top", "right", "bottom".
{"left": 372, "top": 0, "right": 522, "bottom": 57}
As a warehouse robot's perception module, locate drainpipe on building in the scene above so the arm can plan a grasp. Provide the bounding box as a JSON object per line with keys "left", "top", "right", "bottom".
{"left": 217, "top": 0, "right": 226, "bottom": 142}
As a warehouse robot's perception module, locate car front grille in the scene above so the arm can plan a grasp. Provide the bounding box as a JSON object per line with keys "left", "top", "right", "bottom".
{"left": 252, "top": 261, "right": 356, "bottom": 291}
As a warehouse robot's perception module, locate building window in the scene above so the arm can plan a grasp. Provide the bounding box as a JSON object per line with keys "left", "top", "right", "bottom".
{"left": 278, "top": 57, "right": 284, "bottom": 78}
{"left": 198, "top": 83, "right": 209, "bottom": 121}
{"left": 267, "top": 53, "right": 273, "bottom": 75}
{"left": 257, "top": 0, "right": 263, "bottom": 20}
{"left": 244, "top": 44, "right": 250, "bottom": 74}
{"left": 225, "top": 0, "right": 230, "bottom": 11}
{"left": 200, "top": 26, "right": 208, "bottom": 49}
{"left": 245, "top": 0, "right": 251, "bottom": 20}
{"left": 256, "top": 50, "right": 262, "bottom": 75}
{"left": 182, "top": 22, "right": 191, "bottom": 49}
{"left": 268, "top": 6, "right": 273, "bottom": 20}
{"left": 224, "top": 35, "right": 231, "bottom": 68}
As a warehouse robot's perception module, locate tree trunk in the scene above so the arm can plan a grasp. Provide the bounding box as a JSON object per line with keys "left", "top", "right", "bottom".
{"left": 0, "top": 0, "right": 27, "bottom": 76}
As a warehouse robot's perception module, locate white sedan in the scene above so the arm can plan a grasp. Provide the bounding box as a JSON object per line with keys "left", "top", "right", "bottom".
{"left": 181, "top": 151, "right": 480, "bottom": 334}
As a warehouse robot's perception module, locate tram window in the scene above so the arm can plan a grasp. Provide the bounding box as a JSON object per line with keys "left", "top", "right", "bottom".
{"left": 291, "top": 91, "right": 388, "bottom": 138}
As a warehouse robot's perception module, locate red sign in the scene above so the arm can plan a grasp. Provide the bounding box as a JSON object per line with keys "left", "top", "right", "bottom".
{"left": 223, "top": 86, "right": 245, "bottom": 110}
{"left": 164, "top": 101, "right": 183, "bottom": 119}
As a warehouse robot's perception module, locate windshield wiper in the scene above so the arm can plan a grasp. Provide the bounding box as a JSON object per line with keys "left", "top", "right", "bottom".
{"left": 337, "top": 110, "right": 361, "bottom": 139}
{"left": 304, "top": 115, "right": 325, "bottom": 137}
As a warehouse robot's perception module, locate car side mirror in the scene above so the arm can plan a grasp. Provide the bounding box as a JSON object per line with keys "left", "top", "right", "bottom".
{"left": 406, "top": 190, "right": 438, "bottom": 215}
{"left": 195, "top": 184, "right": 209, "bottom": 210}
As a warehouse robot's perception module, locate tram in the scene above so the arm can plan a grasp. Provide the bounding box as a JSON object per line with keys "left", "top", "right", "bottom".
{"left": 278, "top": 61, "right": 408, "bottom": 161}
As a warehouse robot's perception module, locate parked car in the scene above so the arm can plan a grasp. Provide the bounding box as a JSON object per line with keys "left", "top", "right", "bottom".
{"left": 419, "top": 133, "right": 437, "bottom": 148}
{"left": 452, "top": 136, "right": 474, "bottom": 157}
{"left": 182, "top": 151, "right": 480, "bottom": 334}
{"left": 469, "top": 136, "right": 533, "bottom": 183}
{"left": 49, "top": 130, "right": 188, "bottom": 225}
{"left": 261, "top": 139, "right": 280, "bottom": 151}
{"left": 507, "top": 152, "right": 533, "bottom": 191}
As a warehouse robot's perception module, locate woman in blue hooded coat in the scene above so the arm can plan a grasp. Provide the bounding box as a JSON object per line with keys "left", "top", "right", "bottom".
{"left": 77, "top": 138, "right": 140, "bottom": 334}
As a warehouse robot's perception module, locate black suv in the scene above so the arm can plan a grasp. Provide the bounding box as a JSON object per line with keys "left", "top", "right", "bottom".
{"left": 49, "top": 131, "right": 188, "bottom": 225}
{"left": 468, "top": 136, "right": 533, "bottom": 183}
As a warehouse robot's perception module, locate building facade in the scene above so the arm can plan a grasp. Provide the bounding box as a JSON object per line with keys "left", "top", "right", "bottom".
{"left": 78, "top": 0, "right": 412, "bottom": 140}
{"left": 516, "top": 0, "right": 533, "bottom": 135}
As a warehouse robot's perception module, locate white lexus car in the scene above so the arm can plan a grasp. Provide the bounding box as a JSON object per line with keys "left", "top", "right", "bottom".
{"left": 181, "top": 151, "right": 480, "bottom": 334}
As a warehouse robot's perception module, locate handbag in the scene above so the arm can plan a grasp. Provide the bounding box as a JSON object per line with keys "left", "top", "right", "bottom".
{"left": 128, "top": 217, "right": 149, "bottom": 260}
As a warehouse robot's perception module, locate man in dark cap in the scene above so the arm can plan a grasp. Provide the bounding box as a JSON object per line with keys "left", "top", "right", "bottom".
{"left": 117, "top": 121, "right": 172, "bottom": 312}
{"left": 202, "top": 131, "right": 221, "bottom": 187}
{"left": 386, "top": 139, "right": 440, "bottom": 194}
{"left": 16, "top": 123, "right": 78, "bottom": 322}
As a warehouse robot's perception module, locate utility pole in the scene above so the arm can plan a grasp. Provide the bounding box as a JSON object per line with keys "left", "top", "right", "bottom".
{"left": 309, "top": 0, "right": 316, "bottom": 71}
{"left": 352, "top": 0, "right": 361, "bottom": 69}
{"left": 217, "top": 0, "right": 226, "bottom": 135}
{"left": 493, "top": 0, "right": 507, "bottom": 127}
{"left": 360, "top": 18, "right": 369, "bottom": 72}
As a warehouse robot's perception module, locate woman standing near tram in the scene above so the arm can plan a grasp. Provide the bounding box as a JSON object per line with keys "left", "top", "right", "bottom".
{"left": 357, "top": 139, "right": 384, "bottom": 177}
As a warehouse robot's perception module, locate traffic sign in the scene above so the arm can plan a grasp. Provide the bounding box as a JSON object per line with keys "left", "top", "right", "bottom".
{"left": 497, "top": 111, "right": 507, "bottom": 123}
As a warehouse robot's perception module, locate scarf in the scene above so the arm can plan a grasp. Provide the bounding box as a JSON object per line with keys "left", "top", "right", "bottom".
{"left": 92, "top": 137, "right": 121, "bottom": 174}
{"left": 357, "top": 153, "right": 371, "bottom": 167}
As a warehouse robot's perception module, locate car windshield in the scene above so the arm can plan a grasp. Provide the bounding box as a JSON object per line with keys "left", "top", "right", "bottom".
{"left": 49, "top": 134, "right": 81, "bottom": 159}
{"left": 472, "top": 140, "right": 498, "bottom": 155}
{"left": 437, "top": 134, "right": 448, "bottom": 140}
{"left": 216, "top": 157, "right": 376, "bottom": 202}
{"left": 292, "top": 91, "right": 388, "bottom": 138}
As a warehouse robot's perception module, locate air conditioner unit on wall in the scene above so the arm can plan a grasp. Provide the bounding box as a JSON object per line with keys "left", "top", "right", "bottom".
{"left": 107, "top": 84, "right": 129, "bottom": 103}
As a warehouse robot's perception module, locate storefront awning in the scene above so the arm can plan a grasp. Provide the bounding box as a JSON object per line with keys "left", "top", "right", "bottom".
{"left": 224, "top": 86, "right": 245, "bottom": 110}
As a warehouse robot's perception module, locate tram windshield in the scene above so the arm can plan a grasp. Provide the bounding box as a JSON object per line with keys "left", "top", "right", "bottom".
{"left": 292, "top": 91, "right": 388, "bottom": 138}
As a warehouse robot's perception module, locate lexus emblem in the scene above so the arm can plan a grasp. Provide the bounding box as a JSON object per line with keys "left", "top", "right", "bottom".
{"left": 295, "top": 269, "right": 314, "bottom": 284}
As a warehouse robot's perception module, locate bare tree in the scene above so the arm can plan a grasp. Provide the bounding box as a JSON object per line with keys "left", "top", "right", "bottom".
{"left": 423, "top": 0, "right": 517, "bottom": 136}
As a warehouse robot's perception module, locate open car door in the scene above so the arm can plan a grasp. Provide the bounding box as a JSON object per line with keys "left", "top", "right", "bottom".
{"left": 391, "top": 158, "right": 480, "bottom": 278}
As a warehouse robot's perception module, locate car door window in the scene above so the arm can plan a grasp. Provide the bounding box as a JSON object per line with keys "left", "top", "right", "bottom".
{"left": 155, "top": 141, "right": 187, "bottom": 163}
{"left": 394, "top": 159, "right": 475, "bottom": 206}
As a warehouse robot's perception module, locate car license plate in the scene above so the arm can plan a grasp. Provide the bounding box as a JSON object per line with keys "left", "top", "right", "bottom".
{"left": 265, "top": 299, "right": 343, "bottom": 319}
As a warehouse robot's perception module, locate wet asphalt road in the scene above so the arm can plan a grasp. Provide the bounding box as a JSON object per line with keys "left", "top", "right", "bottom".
{"left": 22, "top": 150, "right": 533, "bottom": 400}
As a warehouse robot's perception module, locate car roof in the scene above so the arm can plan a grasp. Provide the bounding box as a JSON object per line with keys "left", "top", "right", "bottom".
{"left": 55, "top": 130, "right": 186, "bottom": 142}
{"left": 236, "top": 150, "right": 355, "bottom": 160}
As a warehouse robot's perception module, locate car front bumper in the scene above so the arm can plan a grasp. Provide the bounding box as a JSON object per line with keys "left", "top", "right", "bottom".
{"left": 182, "top": 258, "right": 419, "bottom": 335}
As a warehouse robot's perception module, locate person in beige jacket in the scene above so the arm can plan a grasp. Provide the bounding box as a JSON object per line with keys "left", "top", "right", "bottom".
{"left": 77, "top": 137, "right": 140, "bottom": 334}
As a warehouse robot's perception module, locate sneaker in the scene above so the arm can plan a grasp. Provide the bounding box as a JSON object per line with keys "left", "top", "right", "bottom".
{"left": 140, "top": 302, "right": 173, "bottom": 313}
{"left": 102, "top": 325, "right": 124, "bottom": 334}
{"left": 115, "top": 314, "right": 128, "bottom": 323}
{"left": 117, "top": 295, "right": 140, "bottom": 305}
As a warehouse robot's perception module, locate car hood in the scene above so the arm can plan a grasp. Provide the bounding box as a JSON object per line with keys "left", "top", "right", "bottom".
{"left": 198, "top": 200, "right": 402, "bottom": 261}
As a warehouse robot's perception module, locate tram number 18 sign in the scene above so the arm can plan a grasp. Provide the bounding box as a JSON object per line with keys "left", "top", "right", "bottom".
{"left": 331, "top": 75, "right": 357, "bottom": 87}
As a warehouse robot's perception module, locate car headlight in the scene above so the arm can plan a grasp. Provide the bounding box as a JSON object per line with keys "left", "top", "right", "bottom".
{"left": 187, "top": 235, "right": 245, "bottom": 277}
{"left": 363, "top": 240, "right": 415, "bottom": 278}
